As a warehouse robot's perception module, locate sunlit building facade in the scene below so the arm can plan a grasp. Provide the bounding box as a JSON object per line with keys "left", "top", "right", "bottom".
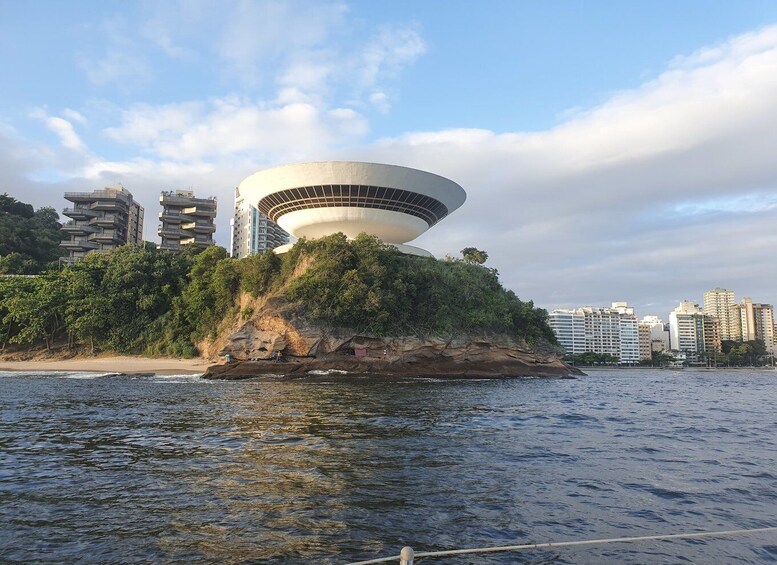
{"left": 669, "top": 300, "right": 721, "bottom": 354}
{"left": 158, "top": 190, "right": 217, "bottom": 250}
{"left": 703, "top": 288, "right": 737, "bottom": 341}
{"left": 230, "top": 187, "right": 289, "bottom": 258}
{"left": 733, "top": 298, "right": 775, "bottom": 352}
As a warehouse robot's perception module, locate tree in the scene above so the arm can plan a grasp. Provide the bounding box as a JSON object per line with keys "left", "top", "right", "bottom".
{"left": 0, "top": 252, "right": 38, "bottom": 275}
{"left": 461, "top": 247, "right": 488, "bottom": 265}
{"left": 4, "top": 276, "right": 67, "bottom": 350}
{"left": 61, "top": 257, "right": 110, "bottom": 353}
{"left": 0, "top": 194, "right": 64, "bottom": 273}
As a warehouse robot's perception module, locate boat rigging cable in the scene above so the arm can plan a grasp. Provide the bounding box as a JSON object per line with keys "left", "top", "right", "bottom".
{"left": 345, "top": 526, "right": 777, "bottom": 565}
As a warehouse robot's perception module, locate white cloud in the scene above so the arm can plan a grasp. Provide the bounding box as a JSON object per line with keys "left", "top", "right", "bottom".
{"left": 369, "top": 91, "right": 391, "bottom": 113}
{"left": 31, "top": 110, "right": 88, "bottom": 153}
{"left": 102, "top": 97, "right": 368, "bottom": 163}
{"left": 356, "top": 23, "right": 426, "bottom": 89}
{"left": 104, "top": 102, "right": 202, "bottom": 146}
{"left": 46, "top": 118, "right": 87, "bottom": 152}
{"left": 62, "top": 109, "right": 87, "bottom": 125}
{"left": 216, "top": 0, "right": 347, "bottom": 85}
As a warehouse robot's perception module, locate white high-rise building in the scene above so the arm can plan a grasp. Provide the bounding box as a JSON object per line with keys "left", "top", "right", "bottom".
{"left": 669, "top": 301, "right": 721, "bottom": 354}
{"left": 549, "top": 302, "right": 640, "bottom": 364}
{"left": 703, "top": 288, "right": 737, "bottom": 341}
{"left": 548, "top": 309, "right": 586, "bottom": 355}
{"left": 230, "top": 187, "right": 289, "bottom": 258}
{"left": 612, "top": 302, "right": 640, "bottom": 364}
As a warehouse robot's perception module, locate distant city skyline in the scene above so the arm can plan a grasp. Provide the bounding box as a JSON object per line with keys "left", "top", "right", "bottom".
{"left": 2, "top": 1, "right": 777, "bottom": 317}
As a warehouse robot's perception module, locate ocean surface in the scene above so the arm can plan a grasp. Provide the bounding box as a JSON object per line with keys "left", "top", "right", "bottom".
{"left": 1, "top": 368, "right": 776, "bottom": 564}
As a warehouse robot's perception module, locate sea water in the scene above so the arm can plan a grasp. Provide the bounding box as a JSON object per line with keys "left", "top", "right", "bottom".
{"left": 1, "top": 369, "right": 776, "bottom": 563}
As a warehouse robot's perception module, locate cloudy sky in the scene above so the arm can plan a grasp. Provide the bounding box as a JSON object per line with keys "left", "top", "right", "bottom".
{"left": 2, "top": 0, "right": 777, "bottom": 320}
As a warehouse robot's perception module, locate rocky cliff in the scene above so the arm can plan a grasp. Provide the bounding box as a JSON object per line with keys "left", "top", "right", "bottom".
{"left": 202, "top": 295, "right": 582, "bottom": 380}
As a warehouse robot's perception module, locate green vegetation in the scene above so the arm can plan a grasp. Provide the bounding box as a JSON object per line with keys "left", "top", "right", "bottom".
{"left": 285, "top": 234, "right": 554, "bottom": 340}
{"left": 565, "top": 352, "right": 620, "bottom": 365}
{"left": 0, "top": 193, "right": 64, "bottom": 274}
{"left": 642, "top": 350, "right": 677, "bottom": 367}
{"left": 706, "top": 340, "right": 770, "bottom": 367}
{"left": 0, "top": 233, "right": 556, "bottom": 356}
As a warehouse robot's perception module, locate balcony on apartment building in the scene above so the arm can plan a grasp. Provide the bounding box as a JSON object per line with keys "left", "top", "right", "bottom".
{"left": 180, "top": 235, "right": 215, "bottom": 246}
{"left": 88, "top": 230, "right": 123, "bottom": 243}
{"left": 89, "top": 200, "right": 126, "bottom": 211}
{"left": 61, "top": 221, "right": 98, "bottom": 235}
{"left": 181, "top": 205, "right": 216, "bottom": 218}
{"left": 158, "top": 224, "right": 183, "bottom": 238}
{"left": 61, "top": 239, "right": 100, "bottom": 251}
{"left": 90, "top": 214, "right": 125, "bottom": 226}
{"left": 158, "top": 209, "right": 183, "bottom": 222}
{"left": 180, "top": 220, "right": 217, "bottom": 233}
{"left": 63, "top": 207, "right": 99, "bottom": 219}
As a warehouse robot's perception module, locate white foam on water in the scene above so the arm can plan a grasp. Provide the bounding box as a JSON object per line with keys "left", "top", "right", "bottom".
{"left": 129, "top": 373, "right": 203, "bottom": 379}
{"left": 0, "top": 370, "right": 119, "bottom": 379}
{"left": 306, "top": 369, "right": 350, "bottom": 375}
{"left": 146, "top": 373, "right": 209, "bottom": 383}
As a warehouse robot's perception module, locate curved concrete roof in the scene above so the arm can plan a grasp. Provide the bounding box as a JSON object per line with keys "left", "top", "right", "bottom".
{"left": 238, "top": 161, "right": 467, "bottom": 211}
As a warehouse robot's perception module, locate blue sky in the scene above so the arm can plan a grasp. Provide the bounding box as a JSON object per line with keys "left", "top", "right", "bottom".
{"left": 2, "top": 0, "right": 777, "bottom": 319}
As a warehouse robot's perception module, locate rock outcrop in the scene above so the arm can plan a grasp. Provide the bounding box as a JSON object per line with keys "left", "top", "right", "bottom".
{"left": 203, "top": 295, "right": 582, "bottom": 380}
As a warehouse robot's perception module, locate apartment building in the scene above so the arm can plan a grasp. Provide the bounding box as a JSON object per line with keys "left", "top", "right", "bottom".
{"left": 640, "top": 315, "right": 670, "bottom": 352}
{"left": 61, "top": 185, "right": 144, "bottom": 263}
{"left": 669, "top": 300, "right": 721, "bottom": 354}
{"left": 733, "top": 298, "right": 775, "bottom": 351}
{"left": 549, "top": 302, "right": 640, "bottom": 364}
{"left": 638, "top": 324, "right": 652, "bottom": 361}
{"left": 158, "top": 190, "right": 217, "bottom": 251}
{"left": 703, "top": 288, "right": 737, "bottom": 341}
{"left": 230, "top": 187, "right": 289, "bottom": 258}
{"left": 547, "top": 309, "right": 586, "bottom": 356}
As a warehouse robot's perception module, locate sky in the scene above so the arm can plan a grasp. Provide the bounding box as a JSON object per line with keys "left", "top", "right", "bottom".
{"left": 2, "top": 0, "right": 777, "bottom": 321}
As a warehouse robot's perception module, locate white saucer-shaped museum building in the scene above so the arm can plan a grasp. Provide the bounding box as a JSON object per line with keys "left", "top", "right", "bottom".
{"left": 238, "top": 161, "right": 466, "bottom": 256}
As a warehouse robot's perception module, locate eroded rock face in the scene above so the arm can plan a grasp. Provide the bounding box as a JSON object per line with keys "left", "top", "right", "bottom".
{"left": 215, "top": 296, "right": 570, "bottom": 375}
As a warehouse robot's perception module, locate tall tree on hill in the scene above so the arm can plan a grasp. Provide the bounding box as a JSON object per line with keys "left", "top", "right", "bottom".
{"left": 460, "top": 247, "right": 488, "bottom": 265}
{"left": 0, "top": 193, "right": 64, "bottom": 273}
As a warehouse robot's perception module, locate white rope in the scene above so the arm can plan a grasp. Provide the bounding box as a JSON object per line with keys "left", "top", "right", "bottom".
{"left": 345, "top": 526, "right": 777, "bottom": 564}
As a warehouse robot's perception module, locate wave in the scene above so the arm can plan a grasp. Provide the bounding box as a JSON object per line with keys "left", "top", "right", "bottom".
{"left": 306, "top": 369, "right": 350, "bottom": 375}
{"left": 0, "top": 370, "right": 120, "bottom": 379}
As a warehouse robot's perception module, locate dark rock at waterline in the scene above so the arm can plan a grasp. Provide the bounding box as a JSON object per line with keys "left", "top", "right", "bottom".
{"left": 203, "top": 354, "right": 584, "bottom": 380}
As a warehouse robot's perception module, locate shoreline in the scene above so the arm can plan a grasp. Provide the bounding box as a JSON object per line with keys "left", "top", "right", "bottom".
{"left": 0, "top": 356, "right": 211, "bottom": 375}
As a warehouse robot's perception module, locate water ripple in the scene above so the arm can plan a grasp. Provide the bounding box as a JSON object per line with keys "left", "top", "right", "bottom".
{"left": 1, "top": 369, "right": 776, "bottom": 563}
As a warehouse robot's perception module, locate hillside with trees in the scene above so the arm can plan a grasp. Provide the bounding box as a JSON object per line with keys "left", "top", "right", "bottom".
{"left": 0, "top": 193, "right": 64, "bottom": 274}
{"left": 0, "top": 234, "right": 556, "bottom": 358}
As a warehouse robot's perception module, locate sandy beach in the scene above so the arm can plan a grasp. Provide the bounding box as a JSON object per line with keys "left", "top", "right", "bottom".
{"left": 0, "top": 356, "right": 212, "bottom": 375}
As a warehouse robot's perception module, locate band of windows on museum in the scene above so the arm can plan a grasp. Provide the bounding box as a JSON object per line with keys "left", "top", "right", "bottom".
{"left": 258, "top": 185, "right": 449, "bottom": 227}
